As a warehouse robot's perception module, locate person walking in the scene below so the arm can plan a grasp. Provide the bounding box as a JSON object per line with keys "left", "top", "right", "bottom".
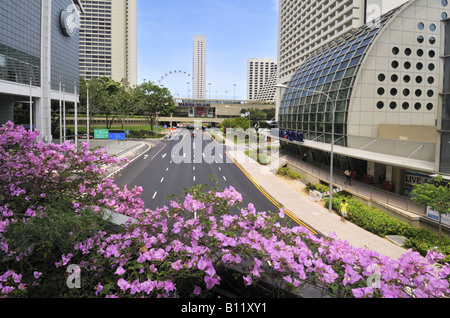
{"left": 339, "top": 199, "right": 349, "bottom": 223}
{"left": 344, "top": 169, "right": 352, "bottom": 186}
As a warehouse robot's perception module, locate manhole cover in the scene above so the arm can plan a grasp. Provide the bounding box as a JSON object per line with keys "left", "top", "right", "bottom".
{"left": 386, "top": 235, "right": 407, "bottom": 246}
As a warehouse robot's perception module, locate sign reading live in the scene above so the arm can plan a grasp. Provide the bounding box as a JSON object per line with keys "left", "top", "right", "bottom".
{"left": 404, "top": 171, "right": 450, "bottom": 191}
{"left": 403, "top": 171, "right": 450, "bottom": 226}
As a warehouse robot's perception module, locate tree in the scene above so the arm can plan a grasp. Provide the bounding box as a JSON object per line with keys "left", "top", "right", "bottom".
{"left": 136, "top": 80, "right": 175, "bottom": 133}
{"left": 113, "top": 79, "right": 140, "bottom": 130}
{"left": 221, "top": 116, "right": 250, "bottom": 131}
{"left": 411, "top": 175, "right": 450, "bottom": 242}
{"left": 82, "top": 77, "right": 122, "bottom": 129}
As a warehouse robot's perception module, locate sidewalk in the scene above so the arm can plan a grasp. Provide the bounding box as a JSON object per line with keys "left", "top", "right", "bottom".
{"left": 222, "top": 139, "right": 409, "bottom": 261}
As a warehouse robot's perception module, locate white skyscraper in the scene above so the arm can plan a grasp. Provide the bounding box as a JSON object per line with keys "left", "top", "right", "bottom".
{"left": 193, "top": 35, "right": 207, "bottom": 99}
{"left": 247, "top": 58, "right": 277, "bottom": 101}
{"left": 277, "top": 0, "right": 409, "bottom": 86}
{"left": 79, "top": 0, "right": 138, "bottom": 86}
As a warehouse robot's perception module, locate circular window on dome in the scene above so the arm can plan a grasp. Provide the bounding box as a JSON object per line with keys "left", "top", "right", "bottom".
{"left": 391, "top": 74, "right": 398, "bottom": 82}
{"left": 416, "top": 76, "right": 423, "bottom": 83}
{"left": 417, "top": 63, "right": 424, "bottom": 70}
{"left": 417, "top": 49, "right": 424, "bottom": 57}
{"left": 418, "top": 22, "right": 425, "bottom": 30}
{"left": 377, "top": 88, "right": 385, "bottom": 95}
{"left": 378, "top": 74, "right": 386, "bottom": 82}
{"left": 430, "top": 37, "right": 436, "bottom": 44}
{"left": 390, "top": 102, "right": 397, "bottom": 110}
{"left": 429, "top": 63, "right": 435, "bottom": 71}
{"left": 405, "top": 48, "right": 412, "bottom": 56}
{"left": 429, "top": 50, "right": 436, "bottom": 58}
{"left": 442, "top": 12, "right": 448, "bottom": 19}
{"left": 404, "top": 62, "right": 411, "bottom": 69}
{"left": 427, "top": 90, "right": 435, "bottom": 97}
{"left": 415, "top": 103, "right": 422, "bottom": 110}
{"left": 430, "top": 24, "right": 436, "bottom": 31}
{"left": 403, "top": 89, "right": 410, "bottom": 96}
{"left": 418, "top": 35, "right": 425, "bottom": 43}
{"left": 392, "top": 61, "right": 399, "bottom": 69}
{"left": 404, "top": 75, "right": 411, "bottom": 83}
{"left": 427, "top": 103, "right": 434, "bottom": 111}
{"left": 390, "top": 88, "right": 398, "bottom": 96}
{"left": 428, "top": 77, "right": 435, "bottom": 84}
{"left": 392, "top": 47, "right": 400, "bottom": 55}
{"left": 402, "top": 102, "right": 410, "bottom": 110}
{"left": 442, "top": 0, "right": 448, "bottom": 7}
{"left": 377, "top": 101, "right": 385, "bottom": 110}
{"left": 415, "top": 89, "right": 423, "bottom": 97}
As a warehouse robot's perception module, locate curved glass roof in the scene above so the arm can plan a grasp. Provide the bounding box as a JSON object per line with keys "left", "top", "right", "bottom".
{"left": 279, "top": 8, "right": 400, "bottom": 147}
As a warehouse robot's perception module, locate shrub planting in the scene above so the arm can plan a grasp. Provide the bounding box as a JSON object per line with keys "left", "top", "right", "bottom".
{"left": 0, "top": 122, "right": 449, "bottom": 298}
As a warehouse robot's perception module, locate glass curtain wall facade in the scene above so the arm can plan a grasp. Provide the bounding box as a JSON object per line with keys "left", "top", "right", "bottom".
{"left": 0, "top": 1, "right": 41, "bottom": 87}
{"left": 278, "top": 9, "right": 399, "bottom": 147}
{"left": 51, "top": 0, "right": 80, "bottom": 94}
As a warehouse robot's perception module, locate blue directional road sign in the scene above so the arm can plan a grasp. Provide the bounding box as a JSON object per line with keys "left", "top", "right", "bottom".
{"left": 109, "top": 132, "right": 126, "bottom": 140}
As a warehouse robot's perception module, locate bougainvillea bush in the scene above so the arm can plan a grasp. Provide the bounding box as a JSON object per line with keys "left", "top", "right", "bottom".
{"left": 0, "top": 122, "right": 449, "bottom": 298}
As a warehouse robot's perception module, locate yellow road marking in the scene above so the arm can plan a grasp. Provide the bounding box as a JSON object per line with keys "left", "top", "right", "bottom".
{"left": 208, "top": 132, "right": 316, "bottom": 234}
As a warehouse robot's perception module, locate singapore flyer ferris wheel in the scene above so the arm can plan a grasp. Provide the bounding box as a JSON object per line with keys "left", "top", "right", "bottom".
{"left": 158, "top": 70, "right": 193, "bottom": 85}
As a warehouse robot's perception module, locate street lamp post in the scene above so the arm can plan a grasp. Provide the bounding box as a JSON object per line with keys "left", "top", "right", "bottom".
{"left": 63, "top": 84, "right": 66, "bottom": 142}
{"left": 74, "top": 81, "right": 78, "bottom": 149}
{"left": 87, "top": 83, "right": 90, "bottom": 144}
{"left": 59, "top": 77, "right": 62, "bottom": 143}
{"left": 29, "top": 78, "right": 33, "bottom": 132}
{"left": 275, "top": 83, "right": 336, "bottom": 214}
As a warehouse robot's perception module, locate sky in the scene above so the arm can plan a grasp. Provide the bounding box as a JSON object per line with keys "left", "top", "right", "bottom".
{"left": 136, "top": 0, "right": 279, "bottom": 100}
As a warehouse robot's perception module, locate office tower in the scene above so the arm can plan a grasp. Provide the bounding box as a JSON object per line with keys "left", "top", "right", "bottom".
{"left": 247, "top": 58, "right": 277, "bottom": 101}
{"left": 193, "top": 35, "right": 207, "bottom": 99}
{"left": 79, "top": 0, "right": 137, "bottom": 86}
{"left": 277, "top": 0, "right": 409, "bottom": 86}
{"left": 0, "top": 0, "right": 83, "bottom": 144}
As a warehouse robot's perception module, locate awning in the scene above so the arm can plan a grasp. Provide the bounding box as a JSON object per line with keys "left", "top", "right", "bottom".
{"left": 278, "top": 137, "right": 436, "bottom": 174}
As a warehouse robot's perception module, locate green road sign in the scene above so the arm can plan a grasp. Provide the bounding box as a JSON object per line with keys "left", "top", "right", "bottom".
{"left": 94, "top": 129, "right": 109, "bottom": 139}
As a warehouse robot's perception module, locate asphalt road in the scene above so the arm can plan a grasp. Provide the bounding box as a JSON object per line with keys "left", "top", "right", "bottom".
{"left": 114, "top": 129, "right": 284, "bottom": 218}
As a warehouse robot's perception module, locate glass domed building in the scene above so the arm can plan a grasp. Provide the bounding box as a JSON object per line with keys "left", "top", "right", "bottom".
{"left": 278, "top": 0, "right": 450, "bottom": 196}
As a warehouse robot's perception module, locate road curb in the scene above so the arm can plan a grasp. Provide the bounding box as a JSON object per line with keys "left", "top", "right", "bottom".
{"left": 107, "top": 142, "right": 153, "bottom": 178}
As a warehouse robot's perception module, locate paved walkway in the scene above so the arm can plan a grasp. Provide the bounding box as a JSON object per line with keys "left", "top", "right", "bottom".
{"left": 220, "top": 139, "right": 409, "bottom": 261}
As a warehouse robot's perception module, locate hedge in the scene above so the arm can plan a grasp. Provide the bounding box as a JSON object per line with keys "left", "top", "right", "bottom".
{"left": 308, "top": 184, "right": 450, "bottom": 263}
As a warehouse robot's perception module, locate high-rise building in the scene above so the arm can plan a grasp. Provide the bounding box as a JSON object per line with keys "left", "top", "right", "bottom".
{"left": 0, "top": 0, "right": 83, "bottom": 144}
{"left": 277, "top": 0, "right": 409, "bottom": 86}
{"left": 193, "top": 35, "right": 207, "bottom": 99}
{"left": 79, "top": 0, "right": 137, "bottom": 86}
{"left": 277, "top": 0, "right": 450, "bottom": 202}
{"left": 247, "top": 58, "right": 277, "bottom": 101}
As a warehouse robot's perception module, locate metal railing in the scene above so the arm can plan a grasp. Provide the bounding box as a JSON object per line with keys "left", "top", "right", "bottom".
{"left": 281, "top": 152, "right": 426, "bottom": 216}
